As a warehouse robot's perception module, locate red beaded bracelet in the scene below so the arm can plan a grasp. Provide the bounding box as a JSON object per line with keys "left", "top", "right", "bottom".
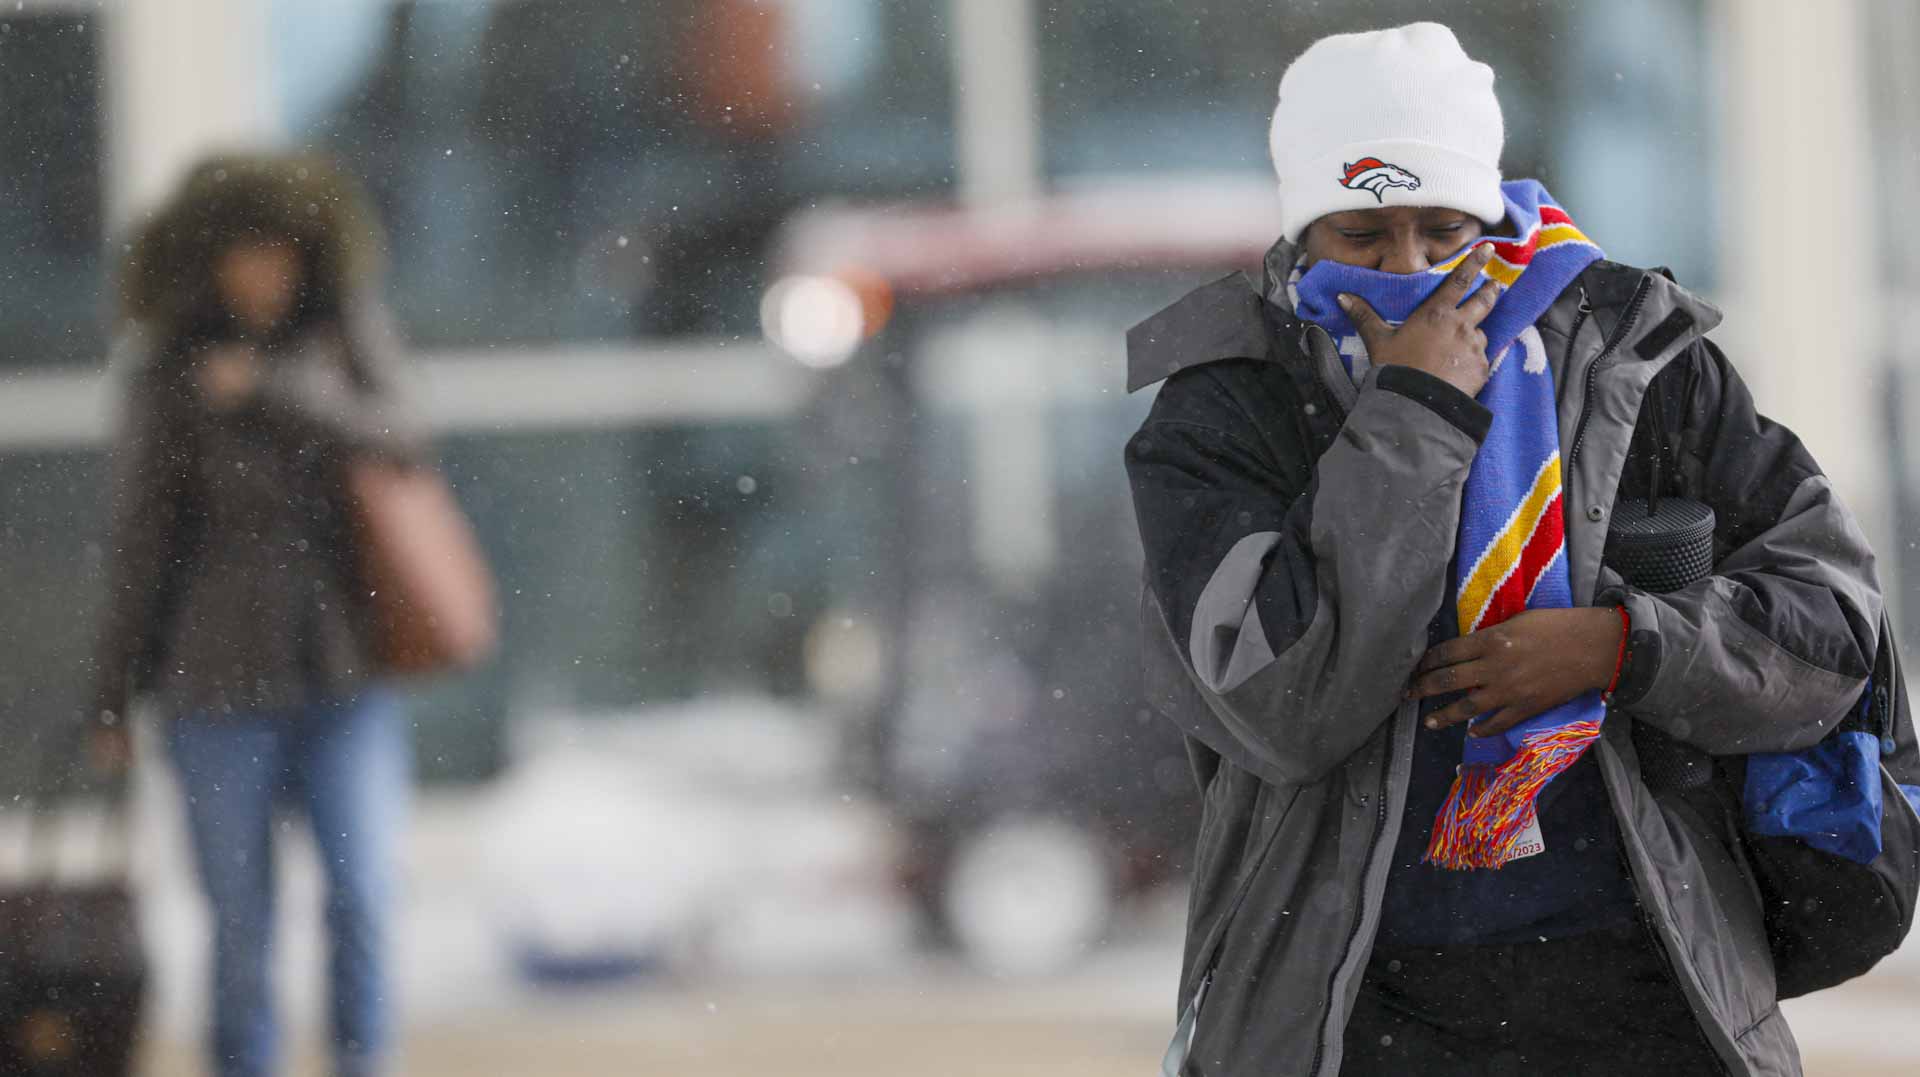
{"left": 1603, "top": 604, "right": 1631, "bottom": 701}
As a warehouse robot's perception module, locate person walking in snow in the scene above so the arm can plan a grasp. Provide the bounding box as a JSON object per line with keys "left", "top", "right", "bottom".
{"left": 90, "top": 154, "right": 423, "bottom": 1077}
{"left": 1126, "top": 23, "right": 1881, "bottom": 1075}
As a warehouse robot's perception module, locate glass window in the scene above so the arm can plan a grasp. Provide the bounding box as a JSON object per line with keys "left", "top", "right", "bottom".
{"left": 0, "top": 447, "right": 106, "bottom": 795}
{"left": 0, "top": 5, "right": 103, "bottom": 794}
{"left": 279, "top": 0, "right": 956, "bottom": 346}
{"left": 408, "top": 415, "right": 845, "bottom": 779}
{"left": 0, "top": 8, "right": 104, "bottom": 370}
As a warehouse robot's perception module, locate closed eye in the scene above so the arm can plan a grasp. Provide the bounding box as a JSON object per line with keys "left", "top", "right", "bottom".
{"left": 1337, "top": 230, "right": 1382, "bottom": 242}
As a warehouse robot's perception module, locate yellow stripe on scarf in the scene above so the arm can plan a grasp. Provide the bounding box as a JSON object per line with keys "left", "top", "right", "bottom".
{"left": 1457, "top": 453, "right": 1563, "bottom": 634}
{"left": 1483, "top": 259, "right": 1523, "bottom": 287}
{"left": 1538, "top": 222, "right": 1593, "bottom": 247}
{"left": 1435, "top": 222, "right": 1597, "bottom": 284}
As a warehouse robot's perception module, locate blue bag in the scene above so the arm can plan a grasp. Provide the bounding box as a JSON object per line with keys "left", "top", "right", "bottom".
{"left": 1731, "top": 626, "right": 1920, "bottom": 998}
{"left": 1745, "top": 691, "right": 1920, "bottom": 865}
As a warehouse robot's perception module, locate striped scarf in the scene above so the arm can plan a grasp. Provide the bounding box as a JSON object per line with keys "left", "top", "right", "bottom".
{"left": 1291, "top": 180, "right": 1604, "bottom": 870}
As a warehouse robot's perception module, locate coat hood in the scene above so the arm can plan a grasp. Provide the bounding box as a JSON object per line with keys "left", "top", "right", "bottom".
{"left": 120, "top": 153, "right": 386, "bottom": 336}
{"left": 1125, "top": 238, "right": 1305, "bottom": 393}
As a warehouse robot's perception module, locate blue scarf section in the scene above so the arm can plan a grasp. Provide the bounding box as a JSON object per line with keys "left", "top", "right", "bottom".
{"left": 1289, "top": 180, "right": 1594, "bottom": 380}
{"left": 1292, "top": 180, "right": 1607, "bottom": 869}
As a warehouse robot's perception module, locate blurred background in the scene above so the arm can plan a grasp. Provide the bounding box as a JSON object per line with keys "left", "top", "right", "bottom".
{"left": 2, "top": 0, "right": 1918, "bottom": 1073}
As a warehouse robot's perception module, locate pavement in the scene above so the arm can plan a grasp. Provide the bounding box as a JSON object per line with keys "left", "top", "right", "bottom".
{"left": 134, "top": 952, "right": 1920, "bottom": 1077}
{"left": 138, "top": 973, "right": 1171, "bottom": 1077}
{"left": 129, "top": 883, "right": 1920, "bottom": 1077}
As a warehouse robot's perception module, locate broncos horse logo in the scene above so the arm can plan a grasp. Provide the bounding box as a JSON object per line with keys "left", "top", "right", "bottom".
{"left": 1339, "top": 157, "right": 1422, "bottom": 201}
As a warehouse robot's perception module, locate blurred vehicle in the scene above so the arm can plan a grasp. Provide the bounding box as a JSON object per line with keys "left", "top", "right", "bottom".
{"left": 479, "top": 698, "right": 912, "bottom": 986}
{"left": 763, "top": 174, "right": 1283, "bottom": 972}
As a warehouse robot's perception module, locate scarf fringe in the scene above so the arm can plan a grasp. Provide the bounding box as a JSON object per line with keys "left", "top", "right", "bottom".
{"left": 1424, "top": 762, "right": 1491, "bottom": 870}
{"left": 1423, "top": 719, "right": 1604, "bottom": 870}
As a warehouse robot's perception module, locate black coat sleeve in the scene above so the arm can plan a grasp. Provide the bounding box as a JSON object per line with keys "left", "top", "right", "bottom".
{"left": 1603, "top": 339, "right": 1881, "bottom": 753}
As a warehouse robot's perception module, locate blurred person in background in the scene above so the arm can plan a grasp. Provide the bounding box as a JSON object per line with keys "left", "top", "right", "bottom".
{"left": 1126, "top": 23, "right": 1880, "bottom": 1077}
{"left": 88, "top": 154, "right": 424, "bottom": 1077}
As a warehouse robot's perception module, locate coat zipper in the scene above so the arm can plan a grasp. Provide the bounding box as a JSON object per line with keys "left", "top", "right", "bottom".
{"left": 1572, "top": 277, "right": 1743, "bottom": 1073}
{"left": 1564, "top": 289, "right": 1594, "bottom": 403}
{"left": 1566, "top": 277, "right": 1652, "bottom": 470}
{"left": 1307, "top": 711, "right": 1398, "bottom": 1077}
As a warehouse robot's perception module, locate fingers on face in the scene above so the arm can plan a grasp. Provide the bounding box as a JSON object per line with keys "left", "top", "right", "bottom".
{"left": 1460, "top": 279, "right": 1500, "bottom": 324}
{"left": 1340, "top": 293, "right": 1384, "bottom": 342}
{"left": 1433, "top": 244, "right": 1494, "bottom": 304}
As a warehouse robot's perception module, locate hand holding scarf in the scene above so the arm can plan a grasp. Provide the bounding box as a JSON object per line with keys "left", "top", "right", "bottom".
{"left": 1336, "top": 244, "right": 1500, "bottom": 399}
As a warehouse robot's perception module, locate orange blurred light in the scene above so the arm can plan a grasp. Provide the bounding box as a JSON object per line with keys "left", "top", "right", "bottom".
{"left": 835, "top": 266, "right": 894, "bottom": 341}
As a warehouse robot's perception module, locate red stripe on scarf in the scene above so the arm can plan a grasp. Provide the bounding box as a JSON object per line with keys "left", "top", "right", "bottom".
{"left": 1478, "top": 490, "right": 1566, "bottom": 630}
{"left": 1483, "top": 206, "right": 1575, "bottom": 268}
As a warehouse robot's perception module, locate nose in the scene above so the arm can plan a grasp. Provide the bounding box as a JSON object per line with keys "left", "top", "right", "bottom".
{"left": 1379, "top": 234, "right": 1430, "bottom": 275}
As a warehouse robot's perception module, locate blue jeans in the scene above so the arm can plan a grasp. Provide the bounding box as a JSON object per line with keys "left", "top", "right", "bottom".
{"left": 166, "top": 691, "right": 409, "bottom": 1077}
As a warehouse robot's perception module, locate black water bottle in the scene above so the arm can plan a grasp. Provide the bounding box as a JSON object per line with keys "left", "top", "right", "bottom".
{"left": 1604, "top": 494, "right": 1716, "bottom": 792}
{"left": 1605, "top": 496, "right": 1715, "bottom": 595}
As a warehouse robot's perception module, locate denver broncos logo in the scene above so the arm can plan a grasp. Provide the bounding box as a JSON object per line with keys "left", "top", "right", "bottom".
{"left": 1340, "top": 157, "right": 1422, "bottom": 201}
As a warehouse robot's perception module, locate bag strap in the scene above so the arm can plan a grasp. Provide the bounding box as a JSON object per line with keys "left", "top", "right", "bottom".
{"left": 1868, "top": 611, "right": 1906, "bottom": 751}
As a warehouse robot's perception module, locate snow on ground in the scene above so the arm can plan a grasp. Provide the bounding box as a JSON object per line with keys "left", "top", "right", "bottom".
{"left": 479, "top": 698, "right": 916, "bottom": 980}
{"left": 12, "top": 693, "right": 1920, "bottom": 1073}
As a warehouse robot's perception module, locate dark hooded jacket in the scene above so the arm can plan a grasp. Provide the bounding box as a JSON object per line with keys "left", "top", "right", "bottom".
{"left": 90, "top": 155, "right": 426, "bottom": 722}
{"left": 1125, "top": 239, "right": 1892, "bottom": 1075}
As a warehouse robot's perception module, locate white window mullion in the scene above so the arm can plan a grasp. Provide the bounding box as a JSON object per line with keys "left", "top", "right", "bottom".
{"left": 103, "top": 0, "right": 282, "bottom": 224}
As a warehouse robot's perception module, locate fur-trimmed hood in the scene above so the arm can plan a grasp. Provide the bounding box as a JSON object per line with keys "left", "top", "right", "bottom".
{"left": 119, "top": 153, "right": 385, "bottom": 336}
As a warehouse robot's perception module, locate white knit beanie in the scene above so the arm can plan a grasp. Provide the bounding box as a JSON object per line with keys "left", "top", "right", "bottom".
{"left": 1270, "top": 22, "right": 1504, "bottom": 243}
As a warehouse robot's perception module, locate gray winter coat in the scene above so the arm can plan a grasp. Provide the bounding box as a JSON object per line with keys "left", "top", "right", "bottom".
{"left": 1124, "top": 241, "right": 1882, "bottom": 1075}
